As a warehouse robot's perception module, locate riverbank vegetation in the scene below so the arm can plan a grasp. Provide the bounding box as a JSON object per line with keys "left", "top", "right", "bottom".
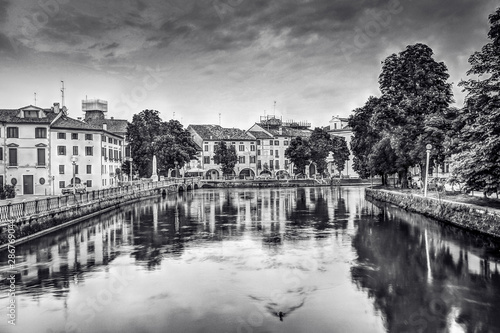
{"left": 350, "top": 7, "right": 500, "bottom": 197}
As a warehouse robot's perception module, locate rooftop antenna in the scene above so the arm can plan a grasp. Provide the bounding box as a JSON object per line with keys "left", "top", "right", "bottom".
{"left": 34, "top": 92, "right": 37, "bottom": 106}
{"left": 274, "top": 101, "right": 276, "bottom": 116}
{"left": 219, "top": 113, "right": 221, "bottom": 126}
{"left": 173, "top": 111, "right": 175, "bottom": 119}
{"left": 61, "top": 81, "right": 65, "bottom": 107}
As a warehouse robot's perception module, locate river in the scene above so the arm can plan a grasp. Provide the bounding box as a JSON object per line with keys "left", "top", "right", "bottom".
{"left": 1, "top": 187, "right": 500, "bottom": 333}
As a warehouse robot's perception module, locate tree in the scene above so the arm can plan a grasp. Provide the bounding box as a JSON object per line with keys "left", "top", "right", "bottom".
{"left": 309, "top": 128, "right": 332, "bottom": 175}
{"left": 126, "top": 110, "right": 197, "bottom": 178}
{"left": 349, "top": 96, "right": 381, "bottom": 178}
{"left": 366, "top": 43, "right": 454, "bottom": 187}
{"left": 285, "top": 137, "right": 311, "bottom": 175}
{"left": 330, "top": 136, "right": 350, "bottom": 175}
{"left": 452, "top": 7, "right": 500, "bottom": 195}
{"left": 213, "top": 141, "right": 237, "bottom": 177}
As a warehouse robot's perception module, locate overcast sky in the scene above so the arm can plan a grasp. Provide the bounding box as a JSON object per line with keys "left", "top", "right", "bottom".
{"left": 0, "top": 0, "right": 498, "bottom": 129}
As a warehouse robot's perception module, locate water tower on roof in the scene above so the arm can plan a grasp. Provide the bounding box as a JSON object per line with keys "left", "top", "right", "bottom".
{"left": 82, "top": 99, "right": 108, "bottom": 121}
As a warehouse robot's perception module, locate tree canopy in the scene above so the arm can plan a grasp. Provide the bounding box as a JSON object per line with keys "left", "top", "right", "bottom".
{"left": 349, "top": 43, "right": 454, "bottom": 187}
{"left": 213, "top": 141, "right": 238, "bottom": 177}
{"left": 451, "top": 7, "right": 500, "bottom": 195}
{"left": 125, "top": 110, "right": 197, "bottom": 178}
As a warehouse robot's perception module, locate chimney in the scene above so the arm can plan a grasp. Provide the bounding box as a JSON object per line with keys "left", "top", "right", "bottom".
{"left": 111, "top": 117, "right": 114, "bottom": 120}
{"left": 103, "top": 123, "right": 108, "bottom": 131}
{"left": 53, "top": 102, "right": 60, "bottom": 114}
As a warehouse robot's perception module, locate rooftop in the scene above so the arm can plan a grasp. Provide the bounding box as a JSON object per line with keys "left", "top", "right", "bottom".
{"left": 189, "top": 125, "right": 254, "bottom": 141}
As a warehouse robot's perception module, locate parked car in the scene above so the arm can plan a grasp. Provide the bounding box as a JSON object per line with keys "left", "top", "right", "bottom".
{"left": 61, "top": 183, "right": 86, "bottom": 195}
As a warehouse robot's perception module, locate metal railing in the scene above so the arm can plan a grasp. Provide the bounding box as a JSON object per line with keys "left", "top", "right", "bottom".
{"left": 0, "top": 178, "right": 200, "bottom": 224}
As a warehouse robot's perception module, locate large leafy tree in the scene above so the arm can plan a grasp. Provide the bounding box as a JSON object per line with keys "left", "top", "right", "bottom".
{"left": 126, "top": 110, "right": 197, "bottom": 178}
{"left": 285, "top": 136, "right": 311, "bottom": 175}
{"left": 452, "top": 7, "right": 500, "bottom": 195}
{"left": 349, "top": 96, "right": 381, "bottom": 178}
{"left": 330, "top": 136, "right": 350, "bottom": 176}
{"left": 377, "top": 43, "right": 454, "bottom": 187}
{"left": 213, "top": 141, "right": 237, "bottom": 177}
{"left": 309, "top": 128, "right": 332, "bottom": 174}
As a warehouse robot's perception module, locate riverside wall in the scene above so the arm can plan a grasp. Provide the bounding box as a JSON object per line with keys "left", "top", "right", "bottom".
{"left": 366, "top": 188, "right": 500, "bottom": 238}
{"left": 0, "top": 187, "right": 173, "bottom": 249}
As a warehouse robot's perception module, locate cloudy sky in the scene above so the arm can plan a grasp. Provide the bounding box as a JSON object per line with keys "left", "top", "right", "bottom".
{"left": 0, "top": 0, "right": 498, "bottom": 129}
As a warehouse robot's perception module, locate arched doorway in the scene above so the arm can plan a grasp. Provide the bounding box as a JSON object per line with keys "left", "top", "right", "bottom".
{"left": 206, "top": 169, "right": 220, "bottom": 180}
{"left": 308, "top": 164, "right": 316, "bottom": 178}
{"left": 239, "top": 169, "right": 255, "bottom": 179}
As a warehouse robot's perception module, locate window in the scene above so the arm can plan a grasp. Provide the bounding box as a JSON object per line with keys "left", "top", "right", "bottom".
{"left": 250, "top": 145, "right": 256, "bottom": 151}
{"left": 85, "top": 134, "right": 93, "bottom": 140}
{"left": 250, "top": 156, "right": 256, "bottom": 164}
{"left": 108, "top": 138, "right": 112, "bottom": 143}
{"left": 71, "top": 133, "right": 78, "bottom": 140}
{"left": 8, "top": 148, "right": 17, "bottom": 166}
{"left": 102, "top": 135, "right": 106, "bottom": 142}
{"left": 114, "top": 139, "right": 117, "bottom": 145}
{"left": 275, "top": 160, "right": 280, "bottom": 170}
{"left": 257, "top": 160, "right": 262, "bottom": 169}
{"left": 125, "top": 146, "right": 131, "bottom": 157}
{"left": 24, "top": 110, "right": 38, "bottom": 118}
{"left": 203, "top": 156, "right": 210, "bottom": 164}
{"left": 119, "top": 151, "right": 122, "bottom": 160}
{"left": 109, "top": 148, "right": 113, "bottom": 160}
{"left": 85, "top": 147, "right": 93, "bottom": 156}
{"left": 58, "top": 146, "right": 66, "bottom": 155}
{"left": 258, "top": 150, "right": 261, "bottom": 156}
{"left": 0, "top": 147, "right": 3, "bottom": 160}
{"left": 73, "top": 146, "right": 78, "bottom": 156}
{"left": 75, "top": 165, "right": 79, "bottom": 174}
{"left": 285, "top": 160, "right": 289, "bottom": 169}
{"left": 238, "top": 156, "right": 245, "bottom": 164}
{"left": 270, "top": 150, "right": 273, "bottom": 156}
{"left": 269, "top": 160, "right": 274, "bottom": 170}
{"left": 257, "top": 140, "right": 261, "bottom": 145}
{"left": 102, "top": 147, "right": 107, "bottom": 159}
{"left": 204, "top": 145, "right": 209, "bottom": 151}
{"left": 59, "top": 165, "right": 65, "bottom": 174}
{"left": 58, "top": 132, "right": 66, "bottom": 139}
{"left": 274, "top": 140, "right": 279, "bottom": 146}
{"left": 114, "top": 150, "right": 118, "bottom": 160}
{"left": 87, "top": 165, "right": 92, "bottom": 174}
{"left": 37, "top": 148, "right": 46, "bottom": 166}
{"left": 119, "top": 140, "right": 122, "bottom": 146}
{"left": 86, "top": 180, "right": 92, "bottom": 187}
{"left": 275, "top": 150, "right": 279, "bottom": 158}
{"left": 284, "top": 141, "right": 289, "bottom": 146}
{"left": 270, "top": 140, "right": 274, "bottom": 146}
{"left": 239, "top": 145, "right": 245, "bottom": 152}
{"left": 35, "top": 127, "right": 47, "bottom": 138}
{"left": 59, "top": 181, "right": 65, "bottom": 188}
{"left": 7, "top": 127, "right": 19, "bottom": 138}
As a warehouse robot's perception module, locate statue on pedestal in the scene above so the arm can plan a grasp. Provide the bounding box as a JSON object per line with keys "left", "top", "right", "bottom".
{"left": 151, "top": 155, "right": 159, "bottom": 181}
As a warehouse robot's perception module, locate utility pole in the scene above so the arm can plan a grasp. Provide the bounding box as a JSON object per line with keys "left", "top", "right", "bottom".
{"left": 34, "top": 92, "right": 37, "bottom": 106}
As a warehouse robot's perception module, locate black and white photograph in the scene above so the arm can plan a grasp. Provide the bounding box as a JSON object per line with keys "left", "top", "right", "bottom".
{"left": 1, "top": 0, "right": 500, "bottom": 332}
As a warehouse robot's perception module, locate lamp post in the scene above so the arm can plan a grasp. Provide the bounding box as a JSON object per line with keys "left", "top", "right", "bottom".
{"left": 424, "top": 144, "right": 432, "bottom": 197}
{"left": 71, "top": 155, "right": 77, "bottom": 194}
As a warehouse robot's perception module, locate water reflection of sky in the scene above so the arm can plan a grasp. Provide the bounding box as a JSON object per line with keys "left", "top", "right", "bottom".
{"left": 0, "top": 187, "right": 499, "bottom": 333}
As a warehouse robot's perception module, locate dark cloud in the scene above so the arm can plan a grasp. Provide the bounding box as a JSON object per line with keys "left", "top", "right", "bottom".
{"left": 102, "top": 42, "right": 119, "bottom": 51}
{"left": 0, "top": 0, "right": 9, "bottom": 21}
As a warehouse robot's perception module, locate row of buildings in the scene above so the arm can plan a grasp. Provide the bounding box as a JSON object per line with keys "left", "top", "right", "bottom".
{"left": 0, "top": 97, "right": 356, "bottom": 196}
{"left": 187, "top": 115, "right": 355, "bottom": 179}
{"left": 0, "top": 100, "right": 127, "bottom": 196}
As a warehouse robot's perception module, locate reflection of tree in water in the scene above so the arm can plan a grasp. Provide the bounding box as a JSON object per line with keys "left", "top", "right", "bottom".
{"left": 351, "top": 207, "right": 500, "bottom": 332}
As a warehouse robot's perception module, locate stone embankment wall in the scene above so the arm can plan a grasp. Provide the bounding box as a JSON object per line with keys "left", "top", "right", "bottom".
{"left": 366, "top": 188, "right": 500, "bottom": 238}
{"left": 0, "top": 187, "right": 169, "bottom": 249}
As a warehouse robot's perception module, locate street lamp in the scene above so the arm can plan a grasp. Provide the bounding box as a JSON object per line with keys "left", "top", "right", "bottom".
{"left": 424, "top": 144, "right": 432, "bottom": 197}
{"left": 71, "top": 155, "right": 78, "bottom": 194}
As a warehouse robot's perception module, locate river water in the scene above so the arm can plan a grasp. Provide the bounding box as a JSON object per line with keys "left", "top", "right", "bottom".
{"left": 1, "top": 187, "right": 500, "bottom": 333}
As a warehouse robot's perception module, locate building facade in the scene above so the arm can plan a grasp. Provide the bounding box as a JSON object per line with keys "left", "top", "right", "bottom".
{"left": 188, "top": 125, "right": 257, "bottom": 179}
{"left": 325, "top": 115, "right": 356, "bottom": 177}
